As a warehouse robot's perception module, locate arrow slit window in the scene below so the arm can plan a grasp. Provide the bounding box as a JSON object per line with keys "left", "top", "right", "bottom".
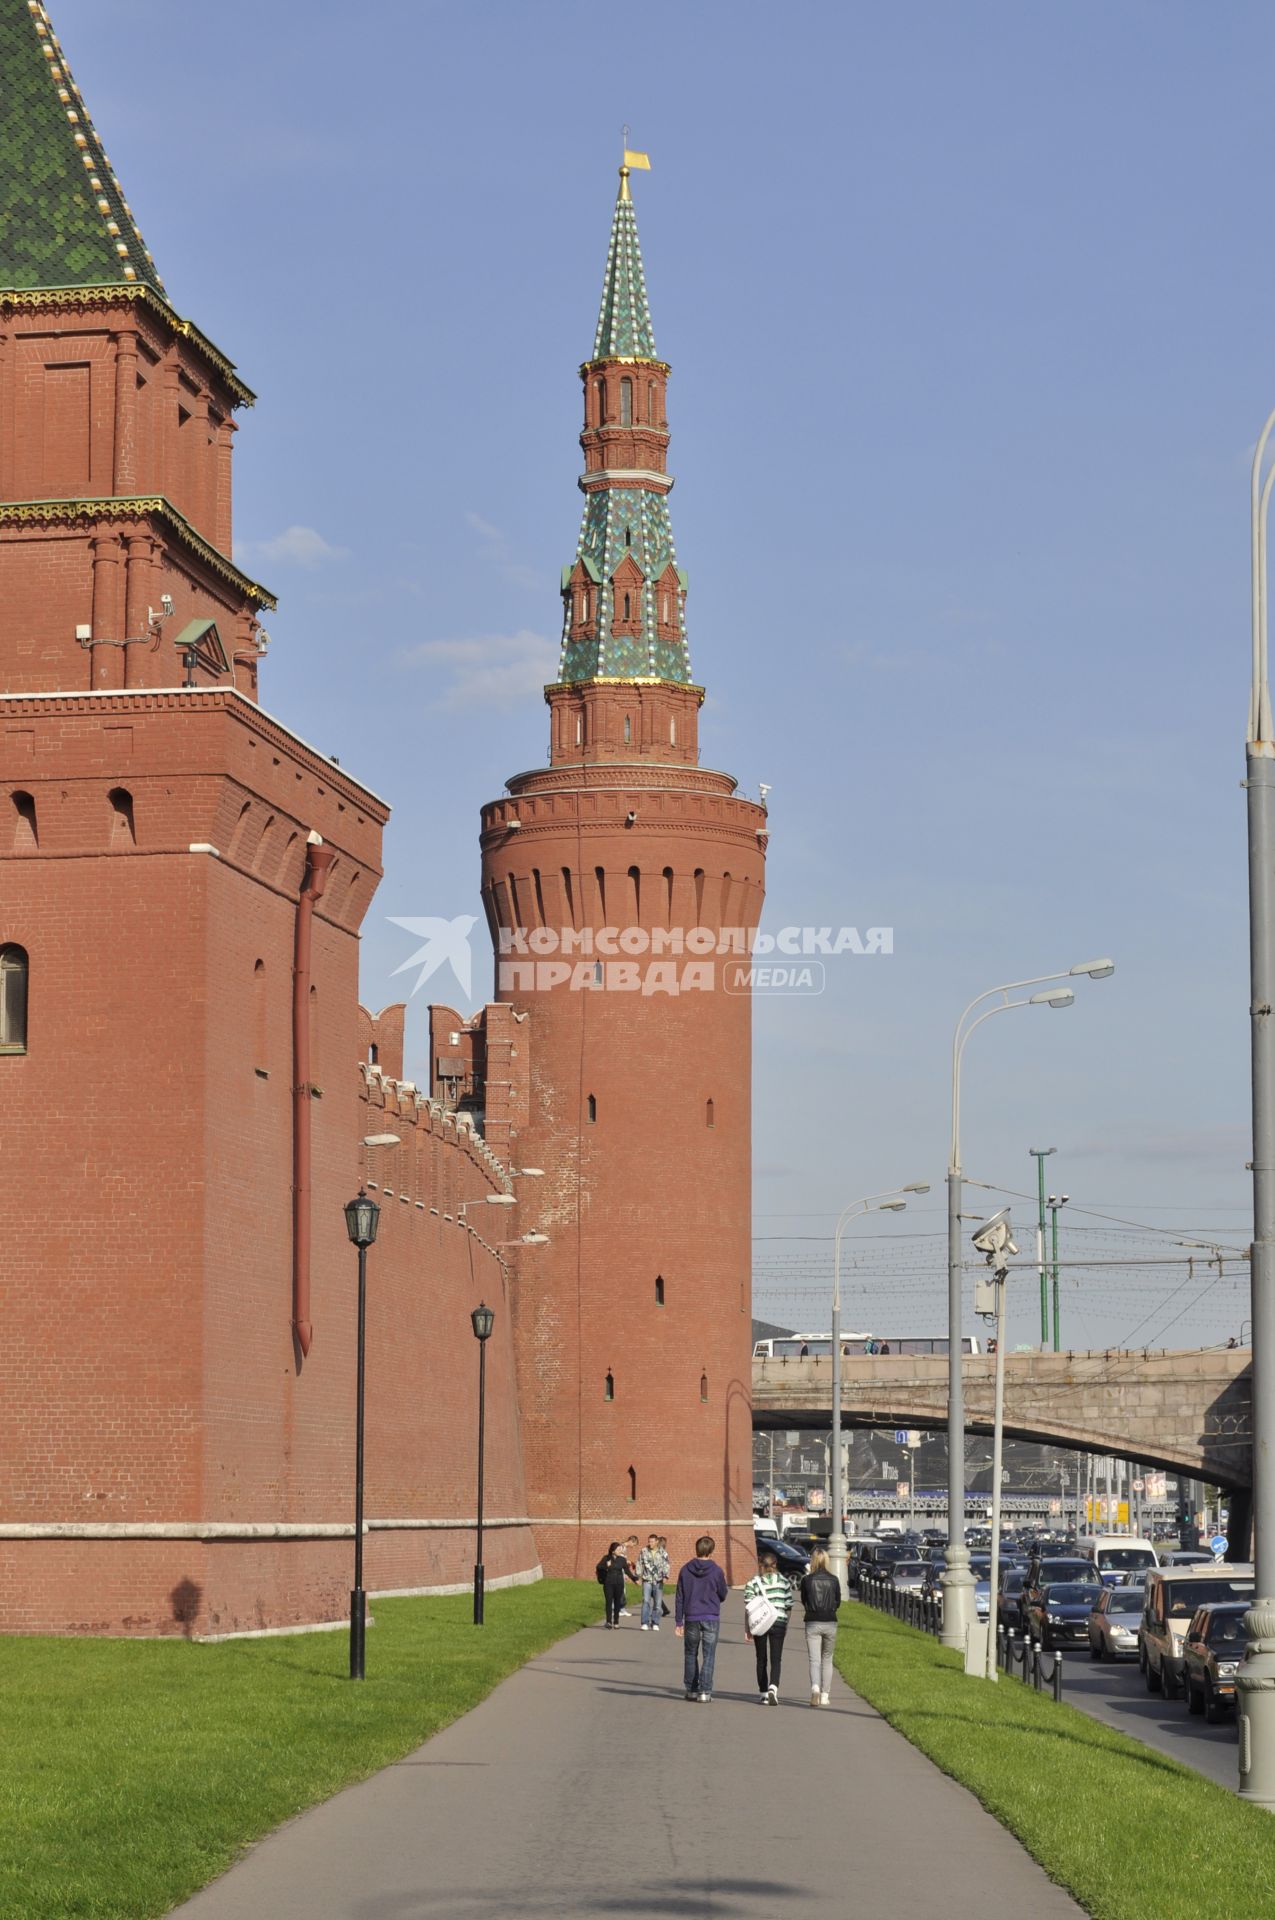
{"left": 0, "top": 945, "right": 28, "bottom": 1053}
{"left": 620, "top": 377, "right": 632, "bottom": 425}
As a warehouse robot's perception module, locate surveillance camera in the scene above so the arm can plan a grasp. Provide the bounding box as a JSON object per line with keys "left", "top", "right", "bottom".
{"left": 161, "top": 593, "right": 174, "bottom": 614}
{"left": 625, "top": 810, "right": 637, "bottom": 826}
{"left": 255, "top": 628, "right": 271, "bottom": 655}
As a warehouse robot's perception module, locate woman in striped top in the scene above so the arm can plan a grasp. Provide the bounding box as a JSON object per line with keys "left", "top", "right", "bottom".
{"left": 743, "top": 1551, "right": 797, "bottom": 1704}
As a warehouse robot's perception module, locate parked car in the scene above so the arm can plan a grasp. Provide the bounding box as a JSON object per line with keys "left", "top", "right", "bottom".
{"left": 1025, "top": 1581, "right": 1098, "bottom": 1650}
{"left": 1141, "top": 1565, "right": 1255, "bottom": 1699}
{"left": 1182, "top": 1602, "right": 1249, "bottom": 1722}
{"left": 1088, "top": 1585, "right": 1144, "bottom": 1660}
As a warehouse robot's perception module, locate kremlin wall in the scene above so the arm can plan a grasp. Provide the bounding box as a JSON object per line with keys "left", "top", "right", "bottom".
{"left": 0, "top": 0, "right": 763, "bottom": 1634}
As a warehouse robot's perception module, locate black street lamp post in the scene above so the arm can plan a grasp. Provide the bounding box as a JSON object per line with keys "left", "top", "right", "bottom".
{"left": 471, "top": 1301, "right": 495, "bottom": 1625}
{"left": 344, "top": 1187, "right": 381, "bottom": 1679}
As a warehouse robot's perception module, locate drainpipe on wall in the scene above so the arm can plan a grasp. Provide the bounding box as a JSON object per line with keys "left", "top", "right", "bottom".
{"left": 293, "top": 830, "right": 335, "bottom": 1356}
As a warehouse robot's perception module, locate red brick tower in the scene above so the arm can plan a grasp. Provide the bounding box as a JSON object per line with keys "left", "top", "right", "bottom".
{"left": 479, "top": 162, "right": 767, "bottom": 1580}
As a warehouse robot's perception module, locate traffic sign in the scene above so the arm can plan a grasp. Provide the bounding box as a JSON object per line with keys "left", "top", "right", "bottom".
{"left": 906, "top": 1430, "right": 922, "bottom": 1449}
{"left": 1132, "top": 1477, "right": 1145, "bottom": 1493}
{"left": 1211, "top": 1534, "right": 1228, "bottom": 1557}
{"left": 894, "top": 1430, "right": 909, "bottom": 1445}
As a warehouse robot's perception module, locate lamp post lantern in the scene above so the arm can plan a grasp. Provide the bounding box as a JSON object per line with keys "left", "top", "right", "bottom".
{"left": 471, "top": 1301, "right": 495, "bottom": 1625}
{"left": 828, "top": 1183, "right": 928, "bottom": 1590}
{"left": 343, "top": 1187, "right": 380, "bottom": 1680}
{"left": 943, "top": 961, "right": 1113, "bottom": 1653}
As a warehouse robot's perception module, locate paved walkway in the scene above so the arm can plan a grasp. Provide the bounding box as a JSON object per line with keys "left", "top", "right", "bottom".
{"left": 174, "top": 1615, "right": 1083, "bottom": 1919}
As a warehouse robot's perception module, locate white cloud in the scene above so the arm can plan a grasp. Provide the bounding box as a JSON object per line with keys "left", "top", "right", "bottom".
{"left": 402, "top": 629, "right": 559, "bottom": 710}
{"left": 465, "top": 511, "right": 543, "bottom": 593}
{"left": 236, "top": 525, "right": 348, "bottom": 569}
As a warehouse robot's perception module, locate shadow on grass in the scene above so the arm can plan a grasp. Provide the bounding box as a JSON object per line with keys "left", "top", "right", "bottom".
{"left": 887, "top": 1705, "right": 1194, "bottom": 1779}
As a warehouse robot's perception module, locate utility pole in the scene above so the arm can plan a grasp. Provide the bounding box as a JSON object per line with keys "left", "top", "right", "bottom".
{"left": 1029, "top": 1148, "right": 1055, "bottom": 1348}
{"left": 1047, "top": 1191, "right": 1068, "bottom": 1353}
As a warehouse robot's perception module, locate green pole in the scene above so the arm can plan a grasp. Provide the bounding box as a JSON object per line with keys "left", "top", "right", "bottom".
{"left": 1051, "top": 1202, "right": 1061, "bottom": 1352}
{"left": 1029, "top": 1148, "right": 1054, "bottom": 1347}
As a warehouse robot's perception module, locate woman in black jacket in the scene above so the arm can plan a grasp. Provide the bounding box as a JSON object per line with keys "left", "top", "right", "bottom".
{"left": 800, "top": 1547, "right": 843, "bottom": 1705}
{"left": 597, "top": 1541, "right": 632, "bottom": 1627}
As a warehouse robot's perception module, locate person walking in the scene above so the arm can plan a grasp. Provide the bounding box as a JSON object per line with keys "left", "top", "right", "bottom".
{"left": 619, "top": 1535, "right": 639, "bottom": 1617}
{"left": 596, "top": 1540, "right": 630, "bottom": 1629}
{"left": 800, "top": 1546, "right": 842, "bottom": 1706}
{"left": 657, "top": 1535, "right": 672, "bottom": 1621}
{"left": 674, "top": 1535, "right": 728, "bottom": 1701}
{"left": 637, "top": 1534, "right": 666, "bottom": 1631}
{"left": 743, "top": 1548, "right": 795, "bottom": 1705}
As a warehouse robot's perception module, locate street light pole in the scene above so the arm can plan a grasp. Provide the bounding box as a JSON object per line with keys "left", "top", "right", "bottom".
{"left": 470, "top": 1302, "right": 495, "bottom": 1625}
{"left": 1048, "top": 1193, "right": 1068, "bottom": 1353}
{"left": 343, "top": 1188, "right": 381, "bottom": 1680}
{"left": 829, "top": 1184, "right": 929, "bottom": 1591}
{"left": 1239, "top": 405, "right": 1275, "bottom": 1806}
{"left": 1029, "top": 1148, "right": 1055, "bottom": 1347}
{"left": 943, "top": 961, "right": 1113, "bottom": 1654}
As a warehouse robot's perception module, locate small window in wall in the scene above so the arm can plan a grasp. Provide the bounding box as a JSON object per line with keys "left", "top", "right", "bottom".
{"left": 655, "top": 1275, "right": 665, "bottom": 1306}
{"left": 596, "top": 377, "right": 606, "bottom": 422}
{"left": 624, "top": 527, "right": 632, "bottom": 548}
{"left": 592, "top": 959, "right": 603, "bottom": 987}
{"left": 700, "top": 1372, "right": 709, "bottom": 1403}
{"left": 604, "top": 1370, "right": 614, "bottom": 1401}
{"left": 623, "top": 592, "right": 631, "bottom": 621}
{"left": 253, "top": 959, "right": 267, "bottom": 1074}
{"left": 620, "top": 377, "right": 632, "bottom": 425}
{"left": 706, "top": 1098, "right": 715, "bottom": 1128}
{"left": 369, "top": 1042, "right": 379, "bottom": 1066}
{"left": 11, "top": 791, "right": 37, "bottom": 850}
{"left": 670, "top": 717, "right": 677, "bottom": 746}
{"left": 108, "top": 786, "right": 135, "bottom": 848}
{"left": 663, "top": 867, "right": 674, "bottom": 919}
{"left": 587, "top": 1092, "right": 597, "bottom": 1122}
{"left": 0, "top": 945, "right": 29, "bottom": 1052}
{"left": 627, "top": 1465, "right": 637, "bottom": 1502}
{"left": 648, "top": 379, "right": 657, "bottom": 423}
{"left": 623, "top": 714, "right": 631, "bottom": 744}
{"left": 575, "top": 713, "right": 583, "bottom": 746}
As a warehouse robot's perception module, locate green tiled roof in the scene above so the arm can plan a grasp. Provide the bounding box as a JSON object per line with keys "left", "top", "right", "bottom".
{"left": 0, "top": 1, "right": 164, "bottom": 294}
{"left": 592, "top": 176, "right": 656, "bottom": 360}
{"left": 559, "top": 486, "right": 692, "bottom": 685}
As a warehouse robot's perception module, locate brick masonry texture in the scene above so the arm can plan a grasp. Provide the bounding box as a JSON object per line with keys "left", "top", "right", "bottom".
{"left": 1, "top": 63, "right": 763, "bottom": 1628}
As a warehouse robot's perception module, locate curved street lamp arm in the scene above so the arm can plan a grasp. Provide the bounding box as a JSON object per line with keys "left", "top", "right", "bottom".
{"left": 1252, "top": 406, "right": 1275, "bottom": 743}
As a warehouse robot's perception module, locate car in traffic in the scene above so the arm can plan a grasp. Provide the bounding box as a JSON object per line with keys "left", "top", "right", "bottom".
{"left": 1141, "top": 1565, "right": 1255, "bottom": 1699}
{"left": 1182, "top": 1602, "right": 1249, "bottom": 1722}
{"left": 1158, "top": 1549, "right": 1216, "bottom": 1568}
{"left": 1088, "top": 1585, "right": 1144, "bottom": 1660}
{"left": 1078, "top": 1535, "right": 1159, "bottom": 1586}
{"left": 997, "top": 1565, "right": 1028, "bottom": 1633}
{"left": 752, "top": 1534, "right": 810, "bottom": 1578}
{"left": 888, "top": 1559, "right": 929, "bottom": 1594}
{"left": 1024, "top": 1581, "right": 1099, "bottom": 1650}
{"left": 1020, "top": 1557, "right": 1100, "bottom": 1631}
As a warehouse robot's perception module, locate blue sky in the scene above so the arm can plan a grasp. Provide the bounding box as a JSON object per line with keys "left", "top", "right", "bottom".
{"left": 58, "top": 0, "right": 1272, "bottom": 1348}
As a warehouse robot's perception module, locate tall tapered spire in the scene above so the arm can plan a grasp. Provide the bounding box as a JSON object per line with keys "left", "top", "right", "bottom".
{"left": 593, "top": 165, "right": 657, "bottom": 361}
{"left": 558, "top": 167, "right": 693, "bottom": 690}
{"left": 0, "top": 0, "right": 164, "bottom": 294}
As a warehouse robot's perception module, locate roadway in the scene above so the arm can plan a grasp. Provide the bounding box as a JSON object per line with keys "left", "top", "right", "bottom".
{"left": 1057, "top": 1649, "right": 1237, "bottom": 1790}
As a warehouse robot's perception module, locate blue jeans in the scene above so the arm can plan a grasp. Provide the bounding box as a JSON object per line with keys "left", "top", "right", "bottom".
{"left": 682, "top": 1618, "right": 720, "bottom": 1695}
{"left": 641, "top": 1580, "right": 663, "bottom": 1627}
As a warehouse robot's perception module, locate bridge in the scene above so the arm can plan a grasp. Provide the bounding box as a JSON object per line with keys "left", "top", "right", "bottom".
{"left": 751, "top": 1347, "right": 1253, "bottom": 1490}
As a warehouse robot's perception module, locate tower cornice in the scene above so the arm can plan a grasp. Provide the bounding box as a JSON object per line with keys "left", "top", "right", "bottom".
{"left": 580, "top": 356, "right": 670, "bottom": 377}
{"left": 0, "top": 284, "right": 256, "bottom": 407}
{"left": 0, "top": 495, "right": 276, "bottom": 609}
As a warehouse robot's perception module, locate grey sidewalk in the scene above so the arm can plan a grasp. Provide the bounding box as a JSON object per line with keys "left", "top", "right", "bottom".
{"left": 174, "top": 1616, "right": 1083, "bottom": 1919}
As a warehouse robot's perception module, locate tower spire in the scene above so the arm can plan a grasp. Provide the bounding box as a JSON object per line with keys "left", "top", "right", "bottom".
{"left": 593, "top": 162, "right": 656, "bottom": 360}
{"left": 0, "top": 0, "right": 165, "bottom": 294}
{"left": 558, "top": 165, "right": 693, "bottom": 696}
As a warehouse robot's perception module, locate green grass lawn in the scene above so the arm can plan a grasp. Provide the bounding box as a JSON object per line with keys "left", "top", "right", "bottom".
{"left": 1, "top": 1580, "right": 600, "bottom": 1920}
{"left": 835, "top": 1604, "right": 1275, "bottom": 1920}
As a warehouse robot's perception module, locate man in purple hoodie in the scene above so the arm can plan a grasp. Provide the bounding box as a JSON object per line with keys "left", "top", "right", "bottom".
{"left": 674, "top": 1535, "right": 729, "bottom": 1701}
